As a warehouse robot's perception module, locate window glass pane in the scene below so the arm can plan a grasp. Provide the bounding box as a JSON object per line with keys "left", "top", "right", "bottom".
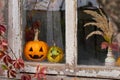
{"left": 22, "top": 0, "right": 65, "bottom": 63}
{"left": 77, "top": 0, "right": 119, "bottom": 66}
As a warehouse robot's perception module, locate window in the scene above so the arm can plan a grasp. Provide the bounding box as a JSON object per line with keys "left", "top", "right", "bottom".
{"left": 77, "top": 0, "right": 106, "bottom": 65}
{"left": 22, "top": 0, "right": 65, "bottom": 63}
{"left": 8, "top": 0, "right": 68, "bottom": 75}
{"left": 76, "top": 0, "right": 120, "bottom": 79}
{"left": 7, "top": 0, "right": 120, "bottom": 79}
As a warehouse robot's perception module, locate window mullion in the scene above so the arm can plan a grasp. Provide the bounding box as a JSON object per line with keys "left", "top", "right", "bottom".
{"left": 65, "top": 0, "right": 77, "bottom": 72}
{"left": 8, "top": 0, "right": 22, "bottom": 59}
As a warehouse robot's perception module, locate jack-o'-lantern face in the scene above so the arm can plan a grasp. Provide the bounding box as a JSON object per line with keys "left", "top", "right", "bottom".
{"left": 47, "top": 46, "right": 64, "bottom": 63}
{"left": 24, "top": 41, "right": 48, "bottom": 61}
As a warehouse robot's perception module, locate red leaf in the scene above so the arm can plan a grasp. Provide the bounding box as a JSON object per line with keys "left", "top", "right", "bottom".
{"left": 13, "top": 58, "right": 24, "bottom": 69}
{"left": 9, "top": 69, "right": 16, "bottom": 78}
{"left": 0, "top": 39, "right": 8, "bottom": 51}
{"left": 0, "top": 25, "right": 6, "bottom": 35}
{"left": 101, "top": 42, "right": 109, "bottom": 49}
{"left": 110, "top": 42, "right": 119, "bottom": 51}
{"left": 0, "top": 51, "right": 5, "bottom": 59}
{"left": 1, "top": 39, "right": 7, "bottom": 46}
{"left": 7, "top": 66, "right": 17, "bottom": 78}
{"left": 3, "top": 54, "right": 13, "bottom": 65}
{"left": 40, "top": 67, "right": 46, "bottom": 74}
{"left": 7, "top": 66, "right": 17, "bottom": 77}
{"left": 34, "top": 65, "right": 46, "bottom": 80}
{"left": 21, "top": 74, "right": 31, "bottom": 80}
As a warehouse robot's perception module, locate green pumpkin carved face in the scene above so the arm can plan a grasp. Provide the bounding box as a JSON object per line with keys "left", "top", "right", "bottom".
{"left": 47, "top": 46, "right": 64, "bottom": 63}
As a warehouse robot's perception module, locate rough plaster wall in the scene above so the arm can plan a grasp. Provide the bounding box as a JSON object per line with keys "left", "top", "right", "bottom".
{"left": 98, "top": 0, "right": 120, "bottom": 30}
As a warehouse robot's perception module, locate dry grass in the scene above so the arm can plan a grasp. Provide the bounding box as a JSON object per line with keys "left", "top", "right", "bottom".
{"left": 84, "top": 8, "right": 114, "bottom": 43}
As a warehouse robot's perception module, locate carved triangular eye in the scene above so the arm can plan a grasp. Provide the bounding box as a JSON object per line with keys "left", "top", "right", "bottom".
{"left": 57, "top": 51, "right": 60, "bottom": 53}
{"left": 39, "top": 47, "right": 43, "bottom": 52}
{"left": 29, "top": 47, "right": 33, "bottom": 51}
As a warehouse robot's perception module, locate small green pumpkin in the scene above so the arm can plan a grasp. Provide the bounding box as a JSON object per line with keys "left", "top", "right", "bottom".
{"left": 47, "top": 46, "right": 64, "bottom": 63}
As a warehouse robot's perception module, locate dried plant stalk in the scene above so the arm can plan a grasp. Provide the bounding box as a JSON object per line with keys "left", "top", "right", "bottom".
{"left": 84, "top": 9, "right": 114, "bottom": 43}
{"left": 86, "top": 31, "right": 103, "bottom": 39}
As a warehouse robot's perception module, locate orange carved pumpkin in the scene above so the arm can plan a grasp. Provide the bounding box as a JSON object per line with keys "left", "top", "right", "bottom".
{"left": 24, "top": 29, "right": 48, "bottom": 61}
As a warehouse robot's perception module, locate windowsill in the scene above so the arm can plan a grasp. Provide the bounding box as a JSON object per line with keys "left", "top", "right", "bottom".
{"left": 75, "top": 65, "right": 120, "bottom": 79}
{"left": 23, "top": 61, "right": 66, "bottom": 75}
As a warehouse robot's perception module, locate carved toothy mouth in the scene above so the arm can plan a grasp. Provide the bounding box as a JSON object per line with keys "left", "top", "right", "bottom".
{"left": 29, "top": 54, "right": 44, "bottom": 59}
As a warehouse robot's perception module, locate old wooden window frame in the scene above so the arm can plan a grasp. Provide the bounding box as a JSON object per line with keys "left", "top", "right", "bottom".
{"left": 8, "top": 0, "right": 76, "bottom": 76}
{"left": 7, "top": 0, "right": 120, "bottom": 79}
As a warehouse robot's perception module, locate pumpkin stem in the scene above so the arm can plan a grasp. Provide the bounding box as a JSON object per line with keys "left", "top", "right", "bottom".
{"left": 34, "top": 29, "right": 39, "bottom": 41}
{"left": 52, "top": 40, "right": 56, "bottom": 46}
{"left": 53, "top": 42, "right": 56, "bottom": 46}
